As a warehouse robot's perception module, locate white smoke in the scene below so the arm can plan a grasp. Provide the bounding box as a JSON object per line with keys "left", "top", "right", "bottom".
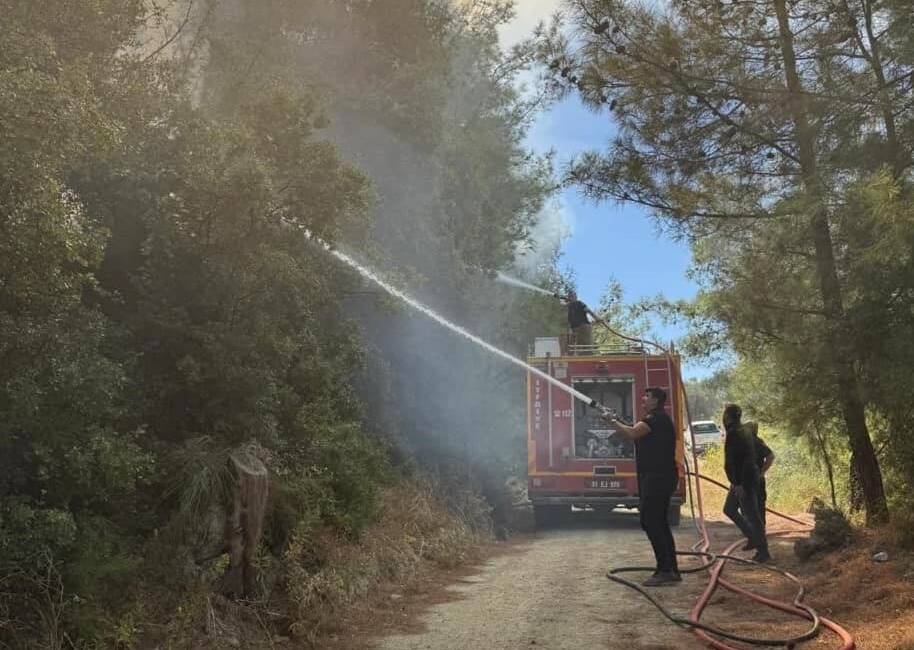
{"left": 496, "top": 0, "right": 564, "bottom": 48}
{"left": 513, "top": 199, "right": 574, "bottom": 274}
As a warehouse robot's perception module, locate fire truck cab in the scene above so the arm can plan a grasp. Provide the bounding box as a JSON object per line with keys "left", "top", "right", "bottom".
{"left": 527, "top": 336, "right": 687, "bottom": 526}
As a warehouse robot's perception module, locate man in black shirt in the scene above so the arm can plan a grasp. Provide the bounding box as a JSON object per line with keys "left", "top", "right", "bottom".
{"left": 561, "top": 290, "right": 593, "bottom": 351}
{"left": 606, "top": 387, "right": 680, "bottom": 586}
{"left": 722, "top": 405, "right": 770, "bottom": 563}
{"left": 745, "top": 421, "right": 775, "bottom": 534}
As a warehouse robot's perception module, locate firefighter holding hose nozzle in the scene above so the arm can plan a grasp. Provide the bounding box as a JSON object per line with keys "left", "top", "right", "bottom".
{"left": 603, "top": 387, "right": 681, "bottom": 586}
{"left": 556, "top": 289, "right": 593, "bottom": 353}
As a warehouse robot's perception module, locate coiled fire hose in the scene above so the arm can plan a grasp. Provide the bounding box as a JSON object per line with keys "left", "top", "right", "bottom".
{"left": 585, "top": 311, "right": 855, "bottom": 649}
{"left": 682, "top": 471, "right": 854, "bottom": 649}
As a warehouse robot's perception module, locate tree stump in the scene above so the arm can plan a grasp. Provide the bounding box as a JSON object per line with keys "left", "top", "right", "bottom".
{"left": 219, "top": 447, "right": 270, "bottom": 599}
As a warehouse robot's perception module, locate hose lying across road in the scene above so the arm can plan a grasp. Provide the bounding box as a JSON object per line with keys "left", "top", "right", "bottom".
{"left": 606, "top": 469, "right": 854, "bottom": 648}
{"left": 586, "top": 313, "right": 855, "bottom": 648}
{"left": 608, "top": 547, "right": 820, "bottom": 646}
{"left": 680, "top": 470, "right": 855, "bottom": 650}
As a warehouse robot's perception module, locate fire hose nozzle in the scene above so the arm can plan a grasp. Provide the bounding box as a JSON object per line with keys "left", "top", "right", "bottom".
{"left": 592, "top": 401, "right": 616, "bottom": 419}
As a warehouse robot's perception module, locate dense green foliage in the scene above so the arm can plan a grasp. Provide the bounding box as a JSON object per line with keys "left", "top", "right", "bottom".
{"left": 0, "top": 1, "right": 565, "bottom": 646}
{"left": 691, "top": 428, "right": 848, "bottom": 515}
{"left": 687, "top": 367, "right": 850, "bottom": 511}
{"left": 195, "top": 0, "right": 567, "bottom": 492}
{"left": 685, "top": 370, "right": 733, "bottom": 422}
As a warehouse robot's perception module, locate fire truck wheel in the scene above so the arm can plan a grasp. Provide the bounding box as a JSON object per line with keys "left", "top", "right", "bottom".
{"left": 668, "top": 503, "right": 681, "bottom": 527}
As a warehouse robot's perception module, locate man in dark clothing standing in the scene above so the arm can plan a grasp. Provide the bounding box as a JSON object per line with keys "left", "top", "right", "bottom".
{"left": 745, "top": 421, "right": 775, "bottom": 533}
{"left": 560, "top": 290, "right": 593, "bottom": 351}
{"left": 722, "top": 405, "right": 770, "bottom": 563}
{"left": 605, "top": 387, "right": 680, "bottom": 586}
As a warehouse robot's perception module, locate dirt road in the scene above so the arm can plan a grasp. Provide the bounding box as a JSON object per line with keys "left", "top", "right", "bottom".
{"left": 373, "top": 511, "right": 709, "bottom": 650}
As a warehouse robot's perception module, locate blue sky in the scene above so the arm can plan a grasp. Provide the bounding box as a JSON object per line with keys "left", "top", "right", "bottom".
{"left": 498, "top": 3, "right": 711, "bottom": 378}
{"left": 525, "top": 97, "right": 697, "bottom": 319}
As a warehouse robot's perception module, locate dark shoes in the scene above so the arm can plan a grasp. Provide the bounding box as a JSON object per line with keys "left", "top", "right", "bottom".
{"left": 751, "top": 550, "right": 771, "bottom": 563}
{"left": 642, "top": 571, "right": 682, "bottom": 587}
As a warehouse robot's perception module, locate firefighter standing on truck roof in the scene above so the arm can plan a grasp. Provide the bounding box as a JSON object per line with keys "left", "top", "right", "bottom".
{"left": 604, "top": 387, "right": 681, "bottom": 586}
{"left": 722, "top": 404, "right": 771, "bottom": 563}
{"left": 559, "top": 290, "right": 593, "bottom": 351}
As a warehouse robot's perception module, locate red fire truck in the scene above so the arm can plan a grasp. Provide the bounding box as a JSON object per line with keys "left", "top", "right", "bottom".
{"left": 527, "top": 336, "right": 687, "bottom": 525}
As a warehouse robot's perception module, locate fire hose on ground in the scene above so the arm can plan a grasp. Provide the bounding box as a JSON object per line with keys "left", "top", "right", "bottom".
{"left": 606, "top": 472, "right": 853, "bottom": 648}
{"left": 583, "top": 310, "right": 855, "bottom": 649}
{"left": 680, "top": 470, "right": 854, "bottom": 650}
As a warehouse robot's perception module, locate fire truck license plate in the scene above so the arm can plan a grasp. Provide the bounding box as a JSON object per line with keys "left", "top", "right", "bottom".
{"left": 591, "top": 480, "right": 621, "bottom": 489}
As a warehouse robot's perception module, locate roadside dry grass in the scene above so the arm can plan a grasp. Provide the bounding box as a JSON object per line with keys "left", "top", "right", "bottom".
{"left": 283, "top": 482, "right": 488, "bottom": 645}
{"left": 692, "top": 510, "right": 914, "bottom": 650}
{"left": 148, "top": 480, "right": 490, "bottom": 650}
{"left": 794, "top": 525, "right": 914, "bottom": 649}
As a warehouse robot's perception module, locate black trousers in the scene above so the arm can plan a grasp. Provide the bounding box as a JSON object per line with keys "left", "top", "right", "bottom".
{"left": 758, "top": 477, "right": 767, "bottom": 529}
{"left": 638, "top": 472, "right": 679, "bottom": 573}
{"left": 723, "top": 481, "right": 768, "bottom": 552}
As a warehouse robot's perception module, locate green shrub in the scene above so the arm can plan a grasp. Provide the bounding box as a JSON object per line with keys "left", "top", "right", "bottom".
{"left": 686, "top": 427, "right": 847, "bottom": 515}
{"left": 64, "top": 518, "right": 144, "bottom": 644}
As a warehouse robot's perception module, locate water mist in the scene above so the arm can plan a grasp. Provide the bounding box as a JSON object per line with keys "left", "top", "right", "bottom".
{"left": 494, "top": 272, "right": 556, "bottom": 297}
{"left": 307, "top": 233, "right": 605, "bottom": 412}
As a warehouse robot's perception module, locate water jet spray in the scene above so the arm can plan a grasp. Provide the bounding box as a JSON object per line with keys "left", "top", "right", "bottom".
{"left": 305, "top": 232, "right": 608, "bottom": 412}
{"left": 494, "top": 272, "right": 559, "bottom": 298}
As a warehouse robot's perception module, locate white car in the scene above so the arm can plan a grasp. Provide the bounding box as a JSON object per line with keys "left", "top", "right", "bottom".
{"left": 688, "top": 420, "right": 723, "bottom": 451}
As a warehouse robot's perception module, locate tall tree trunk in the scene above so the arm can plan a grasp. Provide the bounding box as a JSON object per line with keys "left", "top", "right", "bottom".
{"left": 848, "top": 452, "right": 865, "bottom": 513}
{"left": 773, "top": 0, "right": 888, "bottom": 524}
{"left": 813, "top": 424, "right": 839, "bottom": 510}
